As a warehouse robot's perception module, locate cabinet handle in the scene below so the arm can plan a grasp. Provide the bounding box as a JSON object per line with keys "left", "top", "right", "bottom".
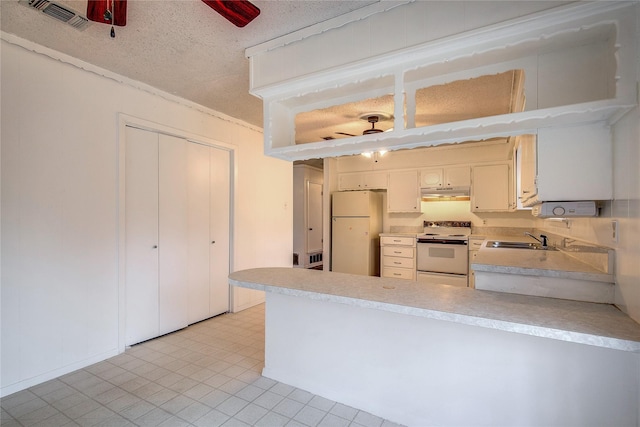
{"left": 394, "top": 262, "right": 401, "bottom": 265}
{"left": 152, "top": 245, "right": 158, "bottom": 249}
{"left": 212, "top": 241, "right": 216, "bottom": 244}
{"left": 393, "top": 251, "right": 402, "bottom": 254}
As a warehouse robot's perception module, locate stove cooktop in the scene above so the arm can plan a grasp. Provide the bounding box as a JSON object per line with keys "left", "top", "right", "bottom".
{"left": 418, "top": 220, "right": 471, "bottom": 240}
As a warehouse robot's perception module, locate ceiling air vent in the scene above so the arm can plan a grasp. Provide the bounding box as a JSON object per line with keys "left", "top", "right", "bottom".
{"left": 19, "top": 0, "right": 90, "bottom": 30}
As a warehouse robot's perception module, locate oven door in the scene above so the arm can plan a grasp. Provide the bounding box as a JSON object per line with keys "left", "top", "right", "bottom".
{"left": 417, "top": 240, "right": 468, "bottom": 275}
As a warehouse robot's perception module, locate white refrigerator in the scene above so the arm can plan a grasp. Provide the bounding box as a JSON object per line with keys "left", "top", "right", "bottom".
{"left": 331, "top": 191, "right": 382, "bottom": 276}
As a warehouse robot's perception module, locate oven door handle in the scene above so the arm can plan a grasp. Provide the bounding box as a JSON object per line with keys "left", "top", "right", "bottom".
{"left": 417, "top": 239, "right": 468, "bottom": 245}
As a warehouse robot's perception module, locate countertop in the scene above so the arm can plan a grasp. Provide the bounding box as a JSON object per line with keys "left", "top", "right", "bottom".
{"left": 382, "top": 231, "right": 612, "bottom": 282}
{"left": 229, "top": 267, "right": 640, "bottom": 353}
{"left": 472, "top": 238, "right": 614, "bottom": 283}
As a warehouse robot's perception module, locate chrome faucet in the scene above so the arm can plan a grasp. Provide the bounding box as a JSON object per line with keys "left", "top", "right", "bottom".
{"left": 524, "top": 232, "right": 548, "bottom": 248}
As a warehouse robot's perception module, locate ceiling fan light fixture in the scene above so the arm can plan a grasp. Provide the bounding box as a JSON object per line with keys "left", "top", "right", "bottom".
{"left": 362, "top": 115, "right": 383, "bottom": 135}
{"left": 201, "top": 0, "right": 260, "bottom": 27}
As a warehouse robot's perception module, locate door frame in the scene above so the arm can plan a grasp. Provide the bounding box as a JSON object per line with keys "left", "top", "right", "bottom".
{"left": 117, "top": 113, "right": 236, "bottom": 353}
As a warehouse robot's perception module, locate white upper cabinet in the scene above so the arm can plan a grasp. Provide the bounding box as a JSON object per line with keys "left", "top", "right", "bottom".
{"left": 521, "top": 122, "right": 612, "bottom": 206}
{"left": 420, "top": 166, "right": 470, "bottom": 188}
{"left": 339, "top": 171, "right": 387, "bottom": 190}
{"left": 516, "top": 135, "right": 537, "bottom": 208}
{"left": 471, "top": 163, "right": 512, "bottom": 212}
{"left": 388, "top": 171, "right": 420, "bottom": 213}
{"left": 444, "top": 166, "right": 470, "bottom": 187}
{"left": 419, "top": 168, "right": 443, "bottom": 188}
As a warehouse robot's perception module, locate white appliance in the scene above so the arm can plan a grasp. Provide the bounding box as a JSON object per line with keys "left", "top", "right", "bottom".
{"left": 531, "top": 201, "right": 598, "bottom": 218}
{"left": 416, "top": 221, "right": 471, "bottom": 287}
{"left": 331, "top": 191, "right": 382, "bottom": 276}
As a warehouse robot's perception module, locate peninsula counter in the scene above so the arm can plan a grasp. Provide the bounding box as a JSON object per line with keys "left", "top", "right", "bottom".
{"left": 229, "top": 267, "right": 640, "bottom": 427}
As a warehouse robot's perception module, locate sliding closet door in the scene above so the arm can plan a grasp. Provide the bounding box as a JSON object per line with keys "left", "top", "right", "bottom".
{"left": 209, "top": 147, "right": 230, "bottom": 317}
{"left": 125, "top": 127, "right": 160, "bottom": 345}
{"left": 125, "top": 128, "right": 189, "bottom": 345}
{"left": 187, "top": 142, "right": 231, "bottom": 323}
{"left": 187, "top": 142, "right": 212, "bottom": 324}
{"left": 157, "top": 134, "right": 188, "bottom": 336}
{"left": 125, "top": 128, "right": 229, "bottom": 343}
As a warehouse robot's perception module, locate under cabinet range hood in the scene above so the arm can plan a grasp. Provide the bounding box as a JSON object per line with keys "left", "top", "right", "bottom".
{"left": 531, "top": 201, "right": 598, "bottom": 218}
{"left": 421, "top": 187, "right": 470, "bottom": 200}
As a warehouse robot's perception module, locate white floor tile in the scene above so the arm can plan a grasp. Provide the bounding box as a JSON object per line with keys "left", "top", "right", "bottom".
{"left": 3, "top": 304, "right": 404, "bottom": 427}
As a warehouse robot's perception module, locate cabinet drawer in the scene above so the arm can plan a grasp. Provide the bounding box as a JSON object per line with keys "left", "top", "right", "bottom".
{"left": 469, "top": 239, "right": 484, "bottom": 250}
{"left": 382, "top": 256, "right": 415, "bottom": 269}
{"left": 382, "top": 267, "right": 415, "bottom": 280}
{"left": 381, "top": 236, "right": 415, "bottom": 246}
{"left": 382, "top": 246, "right": 415, "bottom": 258}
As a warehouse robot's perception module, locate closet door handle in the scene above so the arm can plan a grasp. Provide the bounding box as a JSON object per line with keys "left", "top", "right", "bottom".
{"left": 152, "top": 245, "right": 158, "bottom": 249}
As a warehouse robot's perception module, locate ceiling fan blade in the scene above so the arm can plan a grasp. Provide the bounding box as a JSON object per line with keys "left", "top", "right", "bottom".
{"left": 87, "top": 0, "right": 127, "bottom": 26}
{"left": 201, "top": 0, "right": 260, "bottom": 27}
{"left": 335, "top": 132, "right": 357, "bottom": 137}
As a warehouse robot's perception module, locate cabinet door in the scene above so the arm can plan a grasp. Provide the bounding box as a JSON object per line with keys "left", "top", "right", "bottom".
{"left": 125, "top": 127, "right": 160, "bottom": 346}
{"left": 388, "top": 171, "right": 420, "bottom": 212}
{"left": 338, "top": 173, "right": 362, "bottom": 190}
{"left": 536, "top": 123, "right": 612, "bottom": 202}
{"left": 419, "top": 168, "right": 443, "bottom": 187}
{"left": 158, "top": 134, "right": 189, "bottom": 336}
{"left": 209, "top": 147, "right": 231, "bottom": 317}
{"left": 362, "top": 172, "right": 388, "bottom": 189}
{"left": 472, "top": 164, "right": 511, "bottom": 212}
{"left": 445, "top": 166, "right": 470, "bottom": 187}
{"left": 307, "top": 181, "right": 323, "bottom": 253}
{"left": 517, "top": 135, "right": 537, "bottom": 205}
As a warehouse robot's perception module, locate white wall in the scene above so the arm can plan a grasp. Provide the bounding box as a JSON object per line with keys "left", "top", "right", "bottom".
{"left": 265, "top": 292, "right": 639, "bottom": 427}
{"left": 0, "top": 35, "right": 292, "bottom": 397}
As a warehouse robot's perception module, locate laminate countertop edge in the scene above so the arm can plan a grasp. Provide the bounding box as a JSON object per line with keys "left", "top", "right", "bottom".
{"left": 229, "top": 268, "right": 640, "bottom": 353}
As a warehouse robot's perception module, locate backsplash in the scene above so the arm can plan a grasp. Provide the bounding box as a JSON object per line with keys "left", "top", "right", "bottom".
{"left": 471, "top": 226, "right": 534, "bottom": 237}
{"left": 543, "top": 231, "right": 614, "bottom": 274}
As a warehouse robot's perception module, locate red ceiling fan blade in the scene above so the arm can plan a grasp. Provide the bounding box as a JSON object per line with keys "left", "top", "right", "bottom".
{"left": 201, "top": 0, "right": 260, "bottom": 27}
{"left": 87, "top": 0, "right": 127, "bottom": 26}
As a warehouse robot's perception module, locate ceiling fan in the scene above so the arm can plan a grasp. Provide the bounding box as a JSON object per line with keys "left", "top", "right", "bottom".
{"left": 86, "top": 0, "right": 260, "bottom": 37}
{"left": 201, "top": 0, "right": 260, "bottom": 27}
{"left": 328, "top": 114, "right": 390, "bottom": 139}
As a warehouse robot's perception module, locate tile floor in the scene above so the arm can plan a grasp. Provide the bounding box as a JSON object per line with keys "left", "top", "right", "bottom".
{"left": 1, "top": 304, "right": 404, "bottom": 427}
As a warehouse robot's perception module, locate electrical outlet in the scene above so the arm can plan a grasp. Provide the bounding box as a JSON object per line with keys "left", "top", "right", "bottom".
{"left": 612, "top": 220, "right": 619, "bottom": 243}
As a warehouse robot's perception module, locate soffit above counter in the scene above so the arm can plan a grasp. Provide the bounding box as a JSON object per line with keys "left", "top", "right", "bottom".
{"left": 246, "top": 1, "right": 638, "bottom": 162}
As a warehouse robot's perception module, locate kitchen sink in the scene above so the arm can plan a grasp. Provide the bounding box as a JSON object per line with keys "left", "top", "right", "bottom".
{"left": 486, "top": 241, "right": 557, "bottom": 250}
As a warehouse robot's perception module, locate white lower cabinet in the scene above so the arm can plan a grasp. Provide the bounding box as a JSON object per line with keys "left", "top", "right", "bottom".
{"left": 125, "top": 127, "right": 230, "bottom": 346}
{"left": 380, "top": 236, "right": 416, "bottom": 280}
{"left": 467, "top": 236, "right": 485, "bottom": 289}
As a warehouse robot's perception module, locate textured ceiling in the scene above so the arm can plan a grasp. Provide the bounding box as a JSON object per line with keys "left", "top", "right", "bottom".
{"left": 0, "top": 0, "right": 379, "bottom": 128}
{"left": 294, "top": 70, "right": 523, "bottom": 144}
